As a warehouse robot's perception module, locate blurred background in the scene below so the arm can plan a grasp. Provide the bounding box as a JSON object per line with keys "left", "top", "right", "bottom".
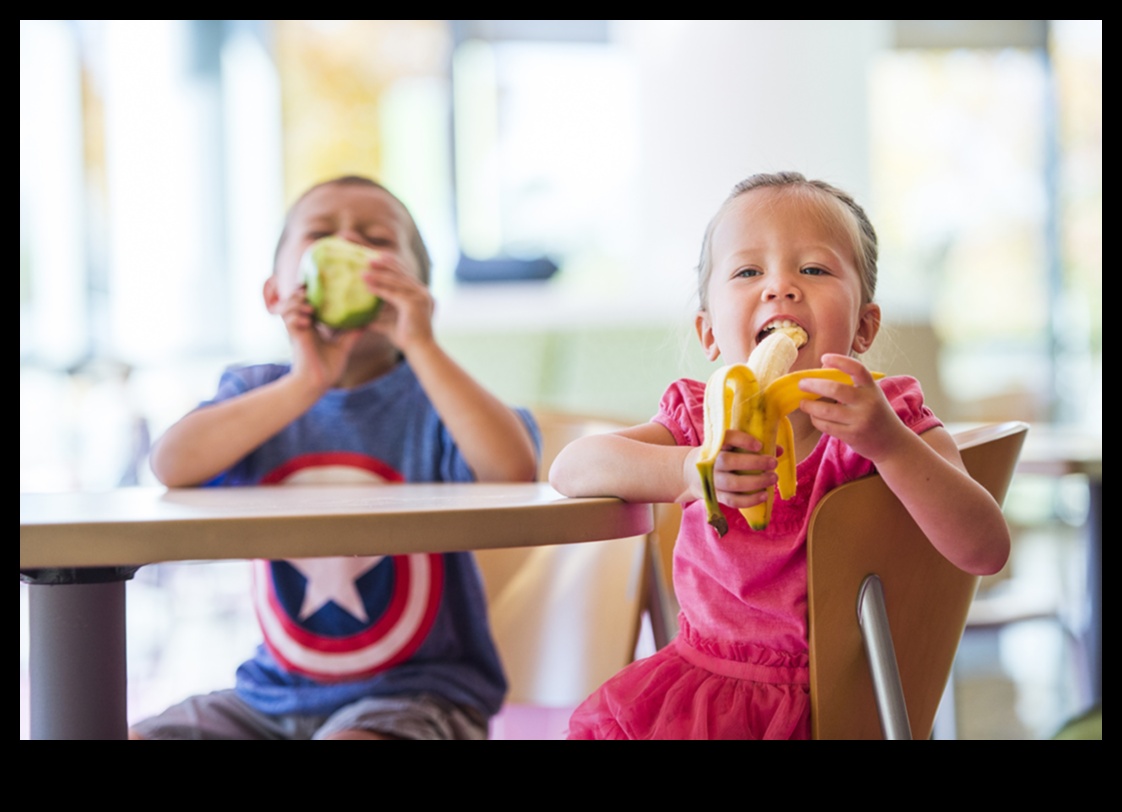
{"left": 21, "top": 20, "right": 1101, "bottom": 739}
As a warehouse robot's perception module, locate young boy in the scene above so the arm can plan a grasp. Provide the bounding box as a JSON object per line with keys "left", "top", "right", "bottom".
{"left": 135, "top": 176, "right": 539, "bottom": 740}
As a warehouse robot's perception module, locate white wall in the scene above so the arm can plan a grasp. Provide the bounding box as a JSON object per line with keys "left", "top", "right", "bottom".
{"left": 620, "top": 19, "right": 888, "bottom": 313}
{"left": 440, "top": 20, "right": 889, "bottom": 329}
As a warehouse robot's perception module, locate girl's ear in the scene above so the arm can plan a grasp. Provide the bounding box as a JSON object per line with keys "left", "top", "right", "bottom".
{"left": 263, "top": 275, "right": 283, "bottom": 314}
{"left": 852, "top": 302, "right": 881, "bottom": 354}
{"left": 695, "top": 310, "right": 721, "bottom": 362}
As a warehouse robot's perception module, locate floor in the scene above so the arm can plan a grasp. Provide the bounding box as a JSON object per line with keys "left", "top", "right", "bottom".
{"left": 20, "top": 479, "right": 1096, "bottom": 740}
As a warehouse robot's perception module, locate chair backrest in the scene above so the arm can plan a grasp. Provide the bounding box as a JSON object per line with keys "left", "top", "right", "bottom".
{"left": 476, "top": 536, "right": 647, "bottom": 706}
{"left": 529, "top": 409, "right": 630, "bottom": 482}
{"left": 474, "top": 410, "right": 648, "bottom": 707}
{"left": 807, "top": 421, "right": 1028, "bottom": 739}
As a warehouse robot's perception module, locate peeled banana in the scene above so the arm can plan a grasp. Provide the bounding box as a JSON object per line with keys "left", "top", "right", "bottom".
{"left": 696, "top": 327, "right": 882, "bottom": 535}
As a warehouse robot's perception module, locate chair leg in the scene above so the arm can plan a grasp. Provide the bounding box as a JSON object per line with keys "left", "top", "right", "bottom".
{"left": 645, "top": 537, "right": 678, "bottom": 650}
{"left": 858, "top": 574, "right": 913, "bottom": 740}
{"left": 932, "top": 673, "right": 958, "bottom": 740}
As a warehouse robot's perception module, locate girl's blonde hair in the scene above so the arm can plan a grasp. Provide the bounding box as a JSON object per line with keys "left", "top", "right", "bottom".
{"left": 696, "top": 172, "right": 878, "bottom": 310}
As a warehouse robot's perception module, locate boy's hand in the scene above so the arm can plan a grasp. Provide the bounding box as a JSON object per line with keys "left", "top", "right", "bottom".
{"left": 685, "top": 429, "right": 779, "bottom": 509}
{"left": 797, "top": 354, "right": 910, "bottom": 464}
{"left": 358, "top": 253, "right": 537, "bottom": 483}
{"left": 281, "top": 285, "right": 361, "bottom": 392}
{"left": 363, "top": 255, "right": 435, "bottom": 355}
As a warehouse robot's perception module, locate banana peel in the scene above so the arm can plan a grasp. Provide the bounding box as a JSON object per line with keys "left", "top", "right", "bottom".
{"left": 697, "top": 349, "right": 884, "bottom": 536}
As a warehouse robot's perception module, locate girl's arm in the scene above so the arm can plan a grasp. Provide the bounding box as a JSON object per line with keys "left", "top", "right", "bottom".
{"left": 799, "top": 354, "right": 1010, "bottom": 576}
{"left": 550, "top": 421, "right": 778, "bottom": 511}
{"left": 366, "top": 261, "right": 537, "bottom": 483}
{"left": 877, "top": 425, "right": 1011, "bottom": 575}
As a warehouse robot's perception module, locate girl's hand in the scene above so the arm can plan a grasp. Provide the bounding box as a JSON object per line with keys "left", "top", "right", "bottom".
{"left": 363, "top": 256, "right": 435, "bottom": 355}
{"left": 281, "top": 285, "right": 361, "bottom": 393}
{"left": 797, "top": 353, "right": 911, "bottom": 464}
{"left": 687, "top": 429, "right": 779, "bottom": 509}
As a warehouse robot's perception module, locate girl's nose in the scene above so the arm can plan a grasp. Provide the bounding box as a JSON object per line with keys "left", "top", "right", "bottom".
{"left": 762, "top": 273, "right": 802, "bottom": 301}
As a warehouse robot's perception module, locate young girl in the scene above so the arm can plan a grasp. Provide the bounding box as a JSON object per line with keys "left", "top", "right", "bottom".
{"left": 549, "top": 172, "right": 1010, "bottom": 740}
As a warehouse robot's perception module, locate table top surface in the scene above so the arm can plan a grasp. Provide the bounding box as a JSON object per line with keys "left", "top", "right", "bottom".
{"left": 20, "top": 483, "right": 653, "bottom": 570}
{"left": 946, "top": 422, "right": 1101, "bottom": 478}
{"left": 21, "top": 422, "right": 1099, "bottom": 571}
{"left": 1016, "top": 425, "right": 1102, "bottom": 478}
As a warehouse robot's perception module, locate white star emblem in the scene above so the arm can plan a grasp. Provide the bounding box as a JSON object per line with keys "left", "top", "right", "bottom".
{"left": 286, "top": 556, "right": 385, "bottom": 623}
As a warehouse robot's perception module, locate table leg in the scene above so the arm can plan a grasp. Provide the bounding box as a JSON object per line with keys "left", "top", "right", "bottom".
{"left": 23, "top": 568, "right": 137, "bottom": 740}
{"left": 1087, "top": 480, "right": 1101, "bottom": 704}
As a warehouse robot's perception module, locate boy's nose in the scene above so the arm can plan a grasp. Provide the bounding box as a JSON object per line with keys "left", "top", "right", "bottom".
{"left": 335, "top": 228, "right": 365, "bottom": 246}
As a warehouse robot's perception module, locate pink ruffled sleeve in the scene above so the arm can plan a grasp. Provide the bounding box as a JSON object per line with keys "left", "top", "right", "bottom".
{"left": 880, "top": 376, "right": 942, "bottom": 435}
{"left": 651, "top": 379, "right": 706, "bottom": 447}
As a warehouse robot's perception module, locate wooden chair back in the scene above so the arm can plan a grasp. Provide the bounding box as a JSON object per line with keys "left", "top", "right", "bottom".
{"left": 475, "top": 410, "right": 647, "bottom": 707}
{"left": 807, "top": 422, "right": 1028, "bottom": 739}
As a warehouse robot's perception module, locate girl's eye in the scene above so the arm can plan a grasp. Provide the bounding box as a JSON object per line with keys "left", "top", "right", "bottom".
{"left": 801, "top": 266, "right": 828, "bottom": 276}
{"left": 735, "top": 267, "right": 761, "bottom": 278}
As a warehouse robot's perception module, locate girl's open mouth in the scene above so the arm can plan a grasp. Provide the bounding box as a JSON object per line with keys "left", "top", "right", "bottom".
{"left": 756, "top": 319, "right": 808, "bottom": 348}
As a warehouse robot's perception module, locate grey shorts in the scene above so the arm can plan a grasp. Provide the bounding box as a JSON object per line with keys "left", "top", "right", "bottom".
{"left": 131, "top": 690, "right": 488, "bottom": 741}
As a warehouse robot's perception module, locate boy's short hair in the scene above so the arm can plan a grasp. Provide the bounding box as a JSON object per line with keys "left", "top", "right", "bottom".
{"left": 276, "top": 175, "right": 433, "bottom": 285}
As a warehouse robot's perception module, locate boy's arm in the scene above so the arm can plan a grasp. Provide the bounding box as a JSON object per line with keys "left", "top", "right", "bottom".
{"left": 150, "top": 373, "right": 325, "bottom": 487}
{"left": 799, "top": 355, "right": 1010, "bottom": 576}
{"left": 404, "top": 340, "right": 538, "bottom": 482}
{"left": 151, "top": 288, "right": 356, "bottom": 488}
{"left": 365, "top": 260, "right": 536, "bottom": 483}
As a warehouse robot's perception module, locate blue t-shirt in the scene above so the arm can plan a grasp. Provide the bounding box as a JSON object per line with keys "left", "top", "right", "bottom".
{"left": 202, "top": 360, "right": 539, "bottom": 718}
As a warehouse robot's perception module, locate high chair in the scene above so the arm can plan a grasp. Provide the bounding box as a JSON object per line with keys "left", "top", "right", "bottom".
{"left": 475, "top": 410, "right": 649, "bottom": 731}
{"left": 807, "top": 421, "right": 1028, "bottom": 739}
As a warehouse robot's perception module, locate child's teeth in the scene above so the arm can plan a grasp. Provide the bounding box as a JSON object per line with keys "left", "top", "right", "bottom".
{"left": 763, "top": 320, "right": 808, "bottom": 349}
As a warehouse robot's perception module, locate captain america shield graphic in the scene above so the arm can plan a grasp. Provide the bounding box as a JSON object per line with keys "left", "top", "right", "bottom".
{"left": 253, "top": 452, "right": 444, "bottom": 682}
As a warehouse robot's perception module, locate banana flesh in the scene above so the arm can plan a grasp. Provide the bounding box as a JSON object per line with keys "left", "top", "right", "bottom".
{"left": 748, "top": 324, "right": 806, "bottom": 387}
{"left": 747, "top": 337, "right": 795, "bottom": 390}
{"left": 696, "top": 329, "right": 882, "bottom": 535}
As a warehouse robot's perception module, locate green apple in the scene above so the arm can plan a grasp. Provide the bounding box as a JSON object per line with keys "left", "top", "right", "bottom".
{"left": 300, "top": 236, "right": 383, "bottom": 330}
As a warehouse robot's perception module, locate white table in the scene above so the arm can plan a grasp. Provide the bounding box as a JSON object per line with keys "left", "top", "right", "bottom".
{"left": 1015, "top": 427, "right": 1102, "bottom": 704}
{"left": 20, "top": 483, "right": 653, "bottom": 740}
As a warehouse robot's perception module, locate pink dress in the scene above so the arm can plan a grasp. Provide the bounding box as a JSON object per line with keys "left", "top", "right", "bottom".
{"left": 568, "top": 376, "right": 941, "bottom": 740}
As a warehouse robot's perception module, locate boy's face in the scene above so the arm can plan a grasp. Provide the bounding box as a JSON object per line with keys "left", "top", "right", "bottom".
{"left": 269, "top": 183, "right": 422, "bottom": 306}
